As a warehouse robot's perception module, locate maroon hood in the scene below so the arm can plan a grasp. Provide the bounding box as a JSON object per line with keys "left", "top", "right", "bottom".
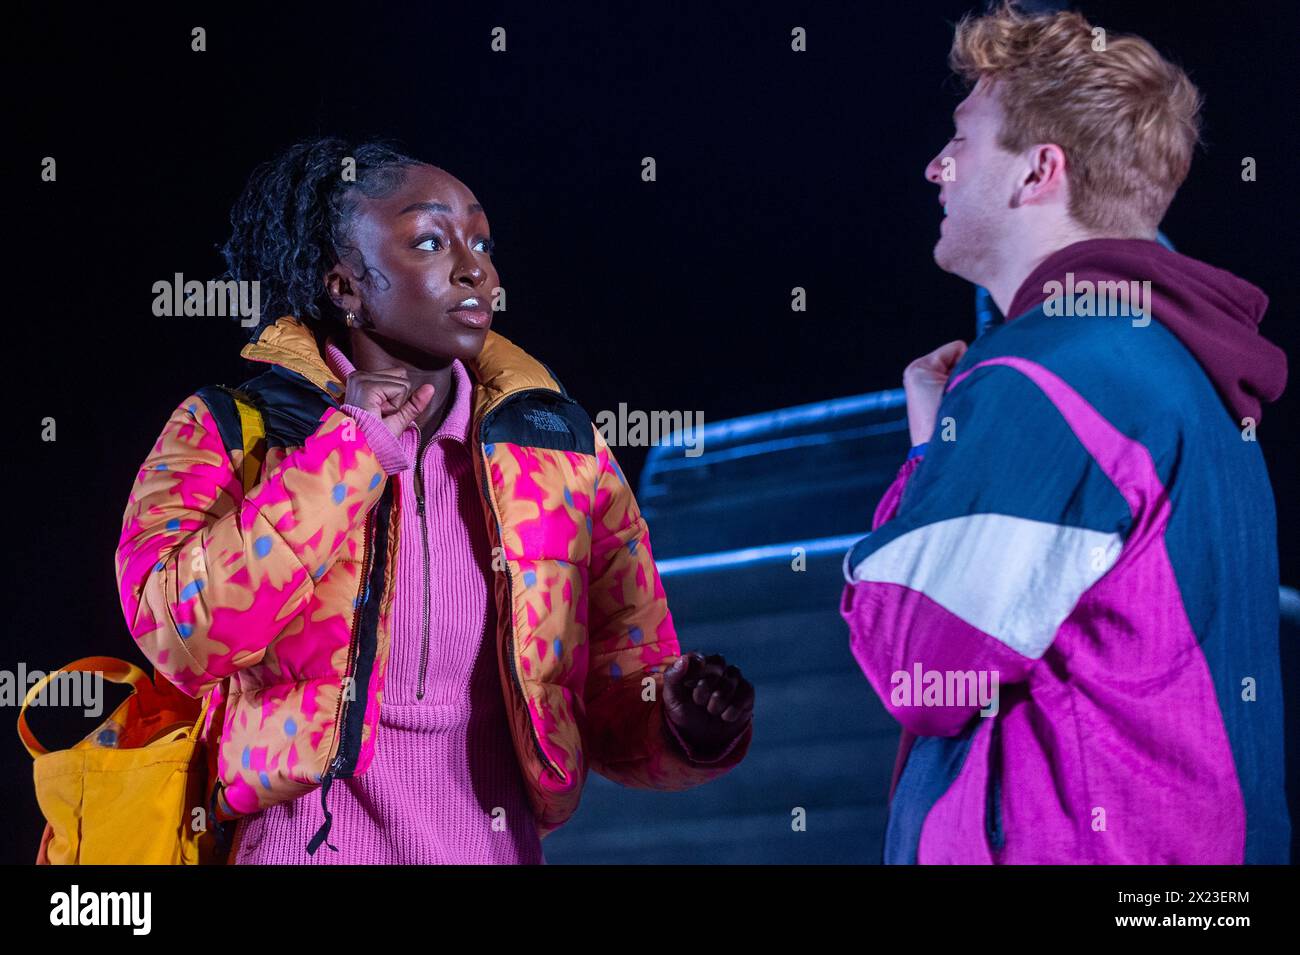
{"left": 1007, "top": 238, "right": 1288, "bottom": 422}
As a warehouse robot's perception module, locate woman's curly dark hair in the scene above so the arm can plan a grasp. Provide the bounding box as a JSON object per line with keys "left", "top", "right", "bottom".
{"left": 219, "top": 137, "right": 425, "bottom": 343}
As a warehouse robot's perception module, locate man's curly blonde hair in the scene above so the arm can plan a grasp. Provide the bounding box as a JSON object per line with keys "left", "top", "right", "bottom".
{"left": 949, "top": 2, "right": 1202, "bottom": 235}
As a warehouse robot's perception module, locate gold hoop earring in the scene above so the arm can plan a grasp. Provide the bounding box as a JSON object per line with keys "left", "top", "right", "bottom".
{"left": 345, "top": 310, "right": 358, "bottom": 328}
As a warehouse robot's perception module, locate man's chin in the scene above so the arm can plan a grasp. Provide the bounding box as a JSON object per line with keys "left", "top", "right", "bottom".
{"left": 933, "top": 234, "right": 980, "bottom": 284}
{"left": 932, "top": 235, "right": 958, "bottom": 274}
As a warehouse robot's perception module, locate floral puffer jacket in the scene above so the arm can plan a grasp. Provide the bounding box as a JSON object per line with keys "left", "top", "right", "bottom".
{"left": 116, "top": 315, "right": 750, "bottom": 847}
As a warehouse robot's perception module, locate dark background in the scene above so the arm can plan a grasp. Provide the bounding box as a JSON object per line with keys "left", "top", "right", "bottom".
{"left": 8, "top": 1, "right": 1297, "bottom": 864}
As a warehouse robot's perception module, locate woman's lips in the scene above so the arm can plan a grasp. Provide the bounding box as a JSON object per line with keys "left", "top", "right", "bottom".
{"left": 448, "top": 308, "right": 491, "bottom": 329}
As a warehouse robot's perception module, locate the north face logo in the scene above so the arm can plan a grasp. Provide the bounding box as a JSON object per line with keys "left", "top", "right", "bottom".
{"left": 523, "top": 409, "right": 569, "bottom": 433}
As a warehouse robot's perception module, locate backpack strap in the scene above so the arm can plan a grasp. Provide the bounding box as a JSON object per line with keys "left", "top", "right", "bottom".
{"left": 204, "top": 388, "right": 264, "bottom": 849}
{"left": 231, "top": 391, "right": 266, "bottom": 495}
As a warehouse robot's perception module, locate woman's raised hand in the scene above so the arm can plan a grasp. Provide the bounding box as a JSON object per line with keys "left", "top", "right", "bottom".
{"left": 343, "top": 367, "right": 435, "bottom": 439}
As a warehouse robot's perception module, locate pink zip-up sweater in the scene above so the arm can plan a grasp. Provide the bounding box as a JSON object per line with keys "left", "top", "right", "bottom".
{"left": 230, "top": 342, "right": 544, "bottom": 864}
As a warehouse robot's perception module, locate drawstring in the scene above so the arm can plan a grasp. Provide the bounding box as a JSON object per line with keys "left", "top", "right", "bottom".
{"left": 306, "top": 772, "right": 339, "bottom": 855}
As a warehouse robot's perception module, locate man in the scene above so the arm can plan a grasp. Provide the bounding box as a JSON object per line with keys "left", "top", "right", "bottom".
{"left": 841, "top": 1, "right": 1290, "bottom": 863}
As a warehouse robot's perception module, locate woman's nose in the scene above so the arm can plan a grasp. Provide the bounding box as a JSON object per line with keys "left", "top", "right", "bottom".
{"left": 452, "top": 256, "right": 485, "bottom": 287}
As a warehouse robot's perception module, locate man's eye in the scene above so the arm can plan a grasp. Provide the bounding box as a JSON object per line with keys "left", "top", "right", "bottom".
{"left": 474, "top": 237, "right": 496, "bottom": 254}
{"left": 415, "top": 236, "right": 442, "bottom": 251}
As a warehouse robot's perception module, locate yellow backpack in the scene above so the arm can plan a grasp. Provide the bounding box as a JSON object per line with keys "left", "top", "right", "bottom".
{"left": 19, "top": 388, "right": 266, "bottom": 864}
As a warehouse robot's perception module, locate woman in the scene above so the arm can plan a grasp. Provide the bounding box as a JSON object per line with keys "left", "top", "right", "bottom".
{"left": 115, "top": 138, "right": 754, "bottom": 864}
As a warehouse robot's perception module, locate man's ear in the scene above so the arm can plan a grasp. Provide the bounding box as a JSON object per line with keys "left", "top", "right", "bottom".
{"left": 1013, "top": 143, "right": 1069, "bottom": 208}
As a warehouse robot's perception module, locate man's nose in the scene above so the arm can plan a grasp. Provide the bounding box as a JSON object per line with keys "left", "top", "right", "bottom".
{"left": 924, "top": 153, "right": 944, "bottom": 184}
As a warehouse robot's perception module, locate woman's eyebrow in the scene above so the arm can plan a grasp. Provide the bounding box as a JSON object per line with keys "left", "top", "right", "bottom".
{"left": 397, "top": 201, "right": 485, "bottom": 216}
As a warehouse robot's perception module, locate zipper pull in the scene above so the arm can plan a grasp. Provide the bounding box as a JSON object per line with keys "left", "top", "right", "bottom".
{"left": 306, "top": 771, "right": 339, "bottom": 855}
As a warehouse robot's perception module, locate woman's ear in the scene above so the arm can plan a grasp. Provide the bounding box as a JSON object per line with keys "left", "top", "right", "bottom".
{"left": 323, "top": 265, "right": 361, "bottom": 314}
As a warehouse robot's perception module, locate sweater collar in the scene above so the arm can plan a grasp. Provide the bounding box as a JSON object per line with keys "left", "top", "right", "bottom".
{"left": 321, "top": 336, "right": 474, "bottom": 445}
{"left": 238, "top": 315, "right": 566, "bottom": 424}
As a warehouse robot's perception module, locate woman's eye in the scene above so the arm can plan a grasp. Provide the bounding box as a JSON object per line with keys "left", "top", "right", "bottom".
{"left": 474, "top": 237, "right": 496, "bottom": 254}
{"left": 415, "top": 236, "right": 442, "bottom": 251}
